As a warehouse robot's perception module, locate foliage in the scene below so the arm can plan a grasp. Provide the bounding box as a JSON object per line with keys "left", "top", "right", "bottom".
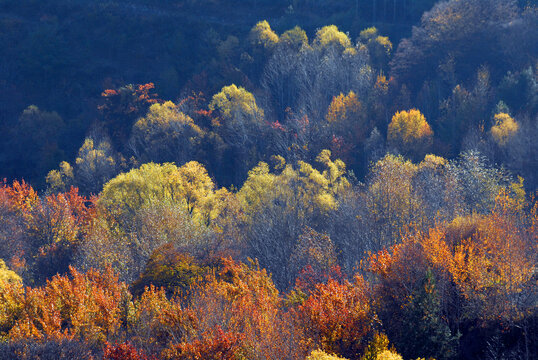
{"left": 99, "top": 162, "right": 223, "bottom": 227}
{"left": 7, "top": 266, "right": 129, "bottom": 346}
{"left": 249, "top": 20, "right": 279, "bottom": 50}
{"left": 297, "top": 275, "right": 373, "bottom": 359}
{"left": 239, "top": 151, "right": 349, "bottom": 288}
{"left": 131, "top": 245, "right": 208, "bottom": 296}
{"left": 103, "top": 342, "right": 151, "bottom": 360}
{"left": 130, "top": 101, "right": 204, "bottom": 165}
{"left": 313, "top": 25, "right": 352, "bottom": 52}
{"left": 490, "top": 113, "right": 519, "bottom": 146}
{"left": 307, "top": 349, "right": 349, "bottom": 360}
{"left": 387, "top": 109, "right": 433, "bottom": 159}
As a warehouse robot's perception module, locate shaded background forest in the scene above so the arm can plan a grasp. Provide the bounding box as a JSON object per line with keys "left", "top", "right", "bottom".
{"left": 0, "top": 0, "right": 537, "bottom": 359}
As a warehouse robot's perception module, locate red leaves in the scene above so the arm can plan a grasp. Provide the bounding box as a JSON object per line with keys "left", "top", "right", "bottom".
{"left": 297, "top": 276, "right": 373, "bottom": 359}
{"left": 104, "top": 342, "right": 151, "bottom": 360}
{"left": 162, "top": 327, "right": 243, "bottom": 360}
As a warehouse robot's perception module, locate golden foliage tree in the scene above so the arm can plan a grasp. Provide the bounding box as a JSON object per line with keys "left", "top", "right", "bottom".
{"left": 387, "top": 109, "right": 433, "bottom": 159}
{"left": 490, "top": 112, "right": 519, "bottom": 146}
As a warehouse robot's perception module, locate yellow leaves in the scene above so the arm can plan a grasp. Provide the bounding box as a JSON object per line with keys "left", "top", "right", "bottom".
{"left": 388, "top": 109, "right": 433, "bottom": 159}
{"left": 100, "top": 161, "right": 221, "bottom": 226}
{"left": 307, "top": 349, "right": 349, "bottom": 360}
{"left": 249, "top": 20, "right": 279, "bottom": 50}
{"left": 420, "top": 154, "right": 447, "bottom": 170}
{"left": 0, "top": 260, "right": 21, "bottom": 286}
{"left": 239, "top": 151, "right": 349, "bottom": 220}
{"left": 490, "top": 113, "right": 519, "bottom": 146}
{"left": 313, "top": 25, "right": 352, "bottom": 51}
{"left": 134, "top": 101, "right": 203, "bottom": 137}
{"left": 209, "top": 84, "right": 264, "bottom": 125}
{"left": 359, "top": 27, "right": 379, "bottom": 42}
{"left": 280, "top": 26, "right": 308, "bottom": 50}
{"left": 388, "top": 109, "right": 433, "bottom": 147}
{"left": 374, "top": 36, "right": 392, "bottom": 54}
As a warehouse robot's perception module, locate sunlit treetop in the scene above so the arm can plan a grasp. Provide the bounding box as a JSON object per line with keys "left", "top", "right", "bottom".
{"left": 249, "top": 20, "right": 279, "bottom": 50}
{"left": 313, "top": 25, "right": 352, "bottom": 51}
{"left": 388, "top": 109, "right": 433, "bottom": 158}
{"left": 99, "top": 161, "right": 225, "bottom": 227}
{"left": 134, "top": 101, "right": 203, "bottom": 136}
{"left": 490, "top": 113, "right": 519, "bottom": 146}
{"left": 280, "top": 26, "right": 309, "bottom": 51}
{"left": 209, "top": 84, "right": 264, "bottom": 125}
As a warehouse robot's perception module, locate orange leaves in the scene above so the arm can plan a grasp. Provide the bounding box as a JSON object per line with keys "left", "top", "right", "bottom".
{"left": 367, "top": 193, "right": 537, "bottom": 324}
{"left": 8, "top": 266, "right": 128, "bottom": 345}
{"left": 162, "top": 326, "right": 243, "bottom": 360}
{"left": 326, "top": 91, "right": 361, "bottom": 125}
{"left": 297, "top": 276, "right": 373, "bottom": 359}
{"left": 2, "top": 180, "right": 39, "bottom": 215}
{"left": 447, "top": 206, "right": 535, "bottom": 321}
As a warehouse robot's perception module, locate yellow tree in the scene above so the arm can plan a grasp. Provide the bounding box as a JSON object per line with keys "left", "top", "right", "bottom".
{"left": 130, "top": 101, "right": 204, "bottom": 164}
{"left": 84, "top": 162, "right": 231, "bottom": 281}
{"left": 238, "top": 151, "right": 350, "bottom": 288}
{"left": 359, "top": 27, "right": 392, "bottom": 70}
{"left": 249, "top": 20, "right": 279, "bottom": 50}
{"left": 326, "top": 91, "right": 368, "bottom": 166}
{"left": 366, "top": 154, "right": 422, "bottom": 249}
{"left": 209, "top": 84, "right": 265, "bottom": 184}
{"left": 387, "top": 109, "right": 433, "bottom": 160}
{"left": 280, "top": 26, "right": 309, "bottom": 51}
{"left": 313, "top": 25, "right": 353, "bottom": 52}
{"left": 490, "top": 112, "right": 519, "bottom": 146}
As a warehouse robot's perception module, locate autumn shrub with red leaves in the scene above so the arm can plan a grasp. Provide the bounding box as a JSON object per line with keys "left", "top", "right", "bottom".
{"left": 161, "top": 326, "right": 242, "bottom": 360}
{"left": 103, "top": 342, "right": 152, "bottom": 360}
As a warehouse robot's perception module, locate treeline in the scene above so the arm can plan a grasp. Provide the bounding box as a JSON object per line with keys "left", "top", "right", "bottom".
{"left": 0, "top": 153, "right": 536, "bottom": 359}
{"left": 1, "top": 0, "right": 537, "bottom": 189}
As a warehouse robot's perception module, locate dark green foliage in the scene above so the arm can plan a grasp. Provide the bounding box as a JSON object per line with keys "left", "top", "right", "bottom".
{"left": 383, "top": 271, "right": 459, "bottom": 360}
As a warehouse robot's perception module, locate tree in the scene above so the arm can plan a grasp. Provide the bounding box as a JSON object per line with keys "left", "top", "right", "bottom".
{"left": 98, "top": 83, "right": 159, "bottom": 148}
{"left": 209, "top": 84, "right": 265, "bottom": 184}
{"left": 325, "top": 91, "right": 369, "bottom": 167}
{"left": 83, "top": 161, "right": 234, "bottom": 281}
{"left": 313, "top": 25, "right": 352, "bottom": 52}
{"left": 46, "top": 161, "right": 74, "bottom": 193}
{"left": 387, "top": 109, "right": 433, "bottom": 160}
{"left": 129, "top": 101, "right": 204, "bottom": 165}
{"left": 239, "top": 151, "right": 350, "bottom": 288}
{"left": 9, "top": 105, "right": 65, "bottom": 186}
{"left": 290, "top": 227, "right": 339, "bottom": 288}
{"left": 249, "top": 20, "right": 279, "bottom": 51}
{"left": 8, "top": 266, "right": 129, "bottom": 346}
{"left": 365, "top": 154, "right": 421, "bottom": 249}
{"left": 297, "top": 275, "right": 373, "bottom": 359}
{"left": 391, "top": 0, "right": 519, "bottom": 90}
{"left": 280, "top": 26, "right": 309, "bottom": 51}
{"left": 358, "top": 27, "right": 392, "bottom": 71}
{"left": 99, "top": 162, "right": 219, "bottom": 228}
{"left": 490, "top": 113, "right": 519, "bottom": 146}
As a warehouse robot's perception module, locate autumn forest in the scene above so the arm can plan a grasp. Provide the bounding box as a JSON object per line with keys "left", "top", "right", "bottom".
{"left": 0, "top": 0, "right": 537, "bottom": 359}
